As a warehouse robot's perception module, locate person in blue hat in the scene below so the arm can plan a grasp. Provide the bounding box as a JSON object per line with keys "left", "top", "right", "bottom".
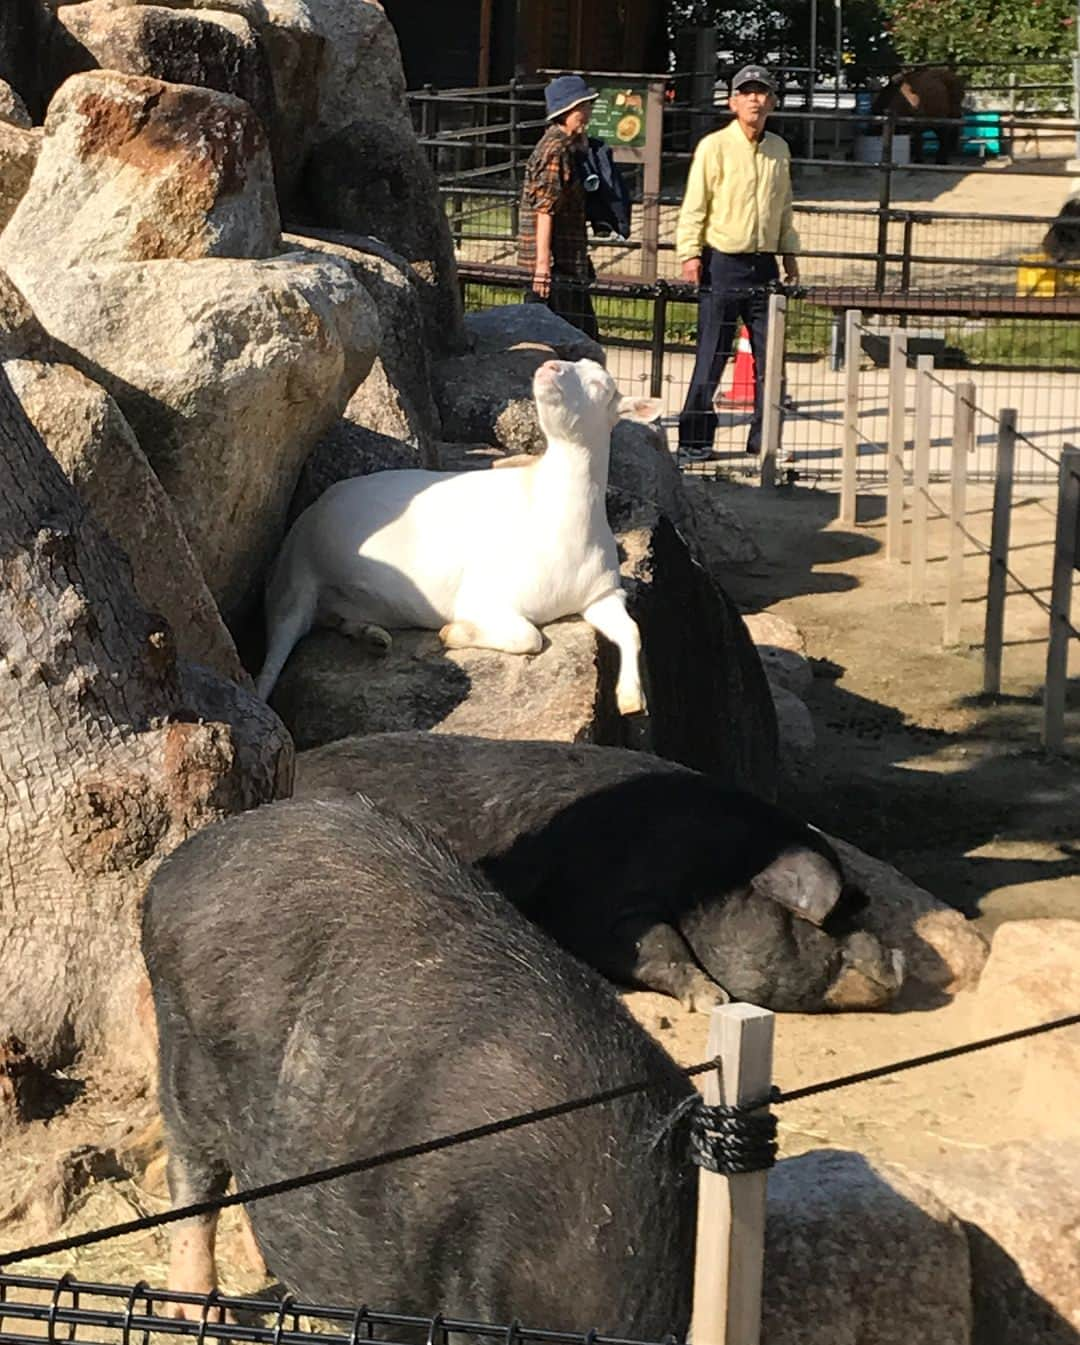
{"left": 518, "top": 74, "right": 599, "bottom": 338}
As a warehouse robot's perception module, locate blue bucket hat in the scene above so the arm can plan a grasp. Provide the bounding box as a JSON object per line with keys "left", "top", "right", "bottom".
{"left": 545, "top": 74, "right": 598, "bottom": 121}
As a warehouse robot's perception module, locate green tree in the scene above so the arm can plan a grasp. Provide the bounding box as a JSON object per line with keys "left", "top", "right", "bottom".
{"left": 883, "top": 0, "right": 1076, "bottom": 69}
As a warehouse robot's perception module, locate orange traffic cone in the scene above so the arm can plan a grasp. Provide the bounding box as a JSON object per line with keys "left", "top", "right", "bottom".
{"left": 720, "top": 325, "right": 756, "bottom": 406}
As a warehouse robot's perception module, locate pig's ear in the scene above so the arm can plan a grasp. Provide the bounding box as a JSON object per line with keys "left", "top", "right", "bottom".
{"left": 617, "top": 396, "right": 664, "bottom": 424}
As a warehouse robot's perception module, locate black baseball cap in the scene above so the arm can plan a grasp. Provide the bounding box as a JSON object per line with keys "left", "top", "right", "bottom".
{"left": 731, "top": 65, "right": 776, "bottom": 93}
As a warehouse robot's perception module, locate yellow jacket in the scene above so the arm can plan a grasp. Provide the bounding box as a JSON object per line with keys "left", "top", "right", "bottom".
{"left": 675, "top": 121, "right": 800, "bottom": 262}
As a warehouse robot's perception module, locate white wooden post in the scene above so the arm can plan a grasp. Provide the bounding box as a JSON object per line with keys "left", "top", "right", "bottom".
{"left": 839, "top": 308, "right": 862, "bottom": 526}
{"left": 944, "top": 380, "right": 975, "bottom": 646}
{"left": 1042, "top": 444, "right": 1080, "bottom": 752}
{"left": 909, "top": 355, "right": 933, "bottom": 603}
{"left": 885, "top": 331, "right": 908, "bottom": 562}
{"left": 759, "top": 293, "right": 786, "bottom": 490}
{"left": 983, "top": 408, "right": 1017, "bottom": 694}
{"left": 691, "top": 1003, "right": 775, "bottom": 1345}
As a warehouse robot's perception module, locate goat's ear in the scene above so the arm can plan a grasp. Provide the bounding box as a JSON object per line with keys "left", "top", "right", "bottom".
{"left": 616, "top": 396, "right": 664, "bottom": 424}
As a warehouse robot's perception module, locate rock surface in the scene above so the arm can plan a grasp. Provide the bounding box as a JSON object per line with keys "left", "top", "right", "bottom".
{"left": 432, "top": 346, "right": 549, "bottom": 454}
{"left": 0, "top": 122, "right": 40, "bottom": 232}
{"left": 0, "top": 77, "right": 31, "bottom": 128}
{"left": 290, "top": 421, "right": 419, "bottom": 524}
{"left": 304, "top": 116, "right": 465, "bottom": 354}
{"left": 760, "top": 646, "right": 814, "bottom": 696}
{"left": 0, "top": 0, "right": 54, "bottom": 124}
{"left": 464, "top": 303, "right": 605, "bottom": 364}
{"left": 270, "top": 621, "right": 620, "bottom": 753}
{"left": 770, "top": 681, "right": 816, "bottom": 757}
{"left": 6, "top": 358, "right": 247, "bottom": 682}
{"left": 48, "top": 3, "right": 276, "bottom": 155}
{"left": 7, "top": 251, "right": 378, "bottom": 627}
{"left": 0, "top": 70, "right": 279, "bottom": 269}
{"left": 829, "top": 835, "right": 990, "bottom": 994}
{"left": 285, "top": 229, "right": 441, "bottom": 456}
{"left": 744, "top": 611, "right": 807, "bottom": 654}
{"left": 765, "top": 1149, "right": 973, "bottom": 1345}
{"left": 0, "top": 270, "right": 50, "bottom": 361}
{"left": 917, "top": 1140, "right": 1080, "bottom": 1345}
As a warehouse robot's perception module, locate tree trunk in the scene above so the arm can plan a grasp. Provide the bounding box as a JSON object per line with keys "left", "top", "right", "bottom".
{"left": 0, "top": 365, "right": 293, "bottom": 1077}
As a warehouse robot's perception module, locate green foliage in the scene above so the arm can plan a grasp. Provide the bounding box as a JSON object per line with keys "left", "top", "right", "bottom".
{"left": 883, "top": 0, "right": 1077, "bottom": 68}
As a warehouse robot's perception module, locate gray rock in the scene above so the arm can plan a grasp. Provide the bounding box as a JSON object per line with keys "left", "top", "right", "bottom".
{"left": 48, "top": 4, "right": 276, "bottom": 155}
{"left": 303, "top": 116, "right": 466, "bottom": 355}
{"left": 284, "top": 228, "right": 441, "bottom": 456}
{"left": 828, "top": 835, "right": 990, "bottom": 994}
{"left": 764, "top": 1149, "right": 972, "bottom": 1345}
{"left": 0, "top": 122, "right": 40, "bottom": 233}
{"left": 431, "top": 347, "right": 548, "bottom": 454}
{"left": 0, "top": 77, "right": 32, "bottom": 128}
{"left": 6, "top": 250, "right": 378, "bottom": 628}
{"left": 6, "top": 358, "right": 247, "bottom": 683}
{"left": 744, "top": 610, "right": 807, "bottom": 653}
{"left": 759, "top": 645, "right": 814, "bottom": 697}
{"left": 0, "top": 269, "right": 50, "bottom": 361}
{"left": 0, "top": 70, "right": 279, "bottom": 269}
{"left": 680, "top": 475, "right": 763, "bottom": 567}
{"left": 290, "top": 421, "right": 419, "bottom": 524}
{"left": 769, "top": 681, "right": 816, "bottom": 757}
{"left": 465, "top": 303, "right": 605, "bottom": 363}
{"left": 917, "top": 1140, "right": 1080, "bottom": 1345}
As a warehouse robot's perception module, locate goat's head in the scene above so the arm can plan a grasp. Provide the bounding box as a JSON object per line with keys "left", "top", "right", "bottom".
{"left": 533, "top": 358, "right": 662, "bottom": 446}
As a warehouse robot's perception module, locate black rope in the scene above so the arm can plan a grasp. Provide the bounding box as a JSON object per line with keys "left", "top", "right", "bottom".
{"left": 690, "top": 1102, "right": 777, "bottom": 1175}
{"left": 1, "top": 1012, "right": 1077, "bottom": 1267}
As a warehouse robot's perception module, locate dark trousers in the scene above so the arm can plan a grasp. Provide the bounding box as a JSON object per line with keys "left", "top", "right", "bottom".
{"left": 545, "top": 272, "right": 599, "bottom": 342}
{"left": 678, "top": 251, "right": 779, "bottom": 454}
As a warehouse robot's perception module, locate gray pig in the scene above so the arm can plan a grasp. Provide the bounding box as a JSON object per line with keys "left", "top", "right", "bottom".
{"left": 295, "top": 733, "right": 904, "bottom": 1013}
{"left": 142, "top": 795, "right": 697, "bottom": 1332}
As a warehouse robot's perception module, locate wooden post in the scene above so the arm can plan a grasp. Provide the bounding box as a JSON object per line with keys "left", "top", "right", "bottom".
{"left": 944, "top": 380, "right": 975, "bottom": 646}
{"left": 983, "top": 408, "right": 1017, "bottom": 694}
{"left": 640, "top": 79, "right": 665, "bottom": 283}
{"left": 1042, "top": 444, "right": 1080, "bottom": 752}
{"left": 839, "top": 308, "right": 862, "bottom": 526}
{"left": 759, "top": 292, "right": 786, "bottom": 490}
{"left": 885, "top": 330, "right": 908, "bottom": 562}
{"left": 691, "top": 1004, "right": 775, "bottom": 1345}
{"left": 909, "top": 354, "right": 933, "bottom": 602}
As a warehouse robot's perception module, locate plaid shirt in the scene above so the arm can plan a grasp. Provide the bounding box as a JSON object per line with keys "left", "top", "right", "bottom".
{"left": 518, "top": 124, "right": 593, "bottom": 281}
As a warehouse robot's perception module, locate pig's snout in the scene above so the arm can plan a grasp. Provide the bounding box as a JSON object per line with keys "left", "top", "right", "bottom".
{"left": 824, "top": 932, "right": 905, "bottom": 1011}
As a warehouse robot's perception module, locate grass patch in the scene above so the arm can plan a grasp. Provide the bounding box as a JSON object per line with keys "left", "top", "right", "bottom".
{"left": 944, "top": 319, "right": 1080, "bottom": 368}
{"left": 445, "top": 196, "right": 513, "bottom": 237}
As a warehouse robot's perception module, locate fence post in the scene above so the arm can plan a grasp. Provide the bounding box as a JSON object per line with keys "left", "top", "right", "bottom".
{"left": 650, "top": 282, "right": 668, "bottom": 400}
{"left": 839, "top": 308, "right": 862, "bottom": 526}
{"left": 874, "top": 117, "right": 895, "bottom": 293}
{"left": 508, "top": 76, "right": 521, "bottom": 239}
{"left": 691, "top": 1003, "right": 775, "bottom": 1345}
{"left": 944, "top": 380, "right": 975, "bottom": 646}
{"left": 759, "top": 292, "right": 786, "bottom": 489}
{"left": 983, "top": 408, "right": 1017, "bottom": 694}
{"left": 909, "top": 355, "right": 933, "bottom": 603}
{"left": 1042, "top": 444, "right": 1080, "bottom": 752}
{"left": 640, "top": 79, "right": 665, "bottom": 283}
{"left": 885, "top": 330, "right": 908, "bottom": 562}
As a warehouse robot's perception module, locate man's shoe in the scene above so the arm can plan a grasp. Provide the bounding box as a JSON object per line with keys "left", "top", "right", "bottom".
{"left": 680, "top": 443, "right": 715, "bottom": 462}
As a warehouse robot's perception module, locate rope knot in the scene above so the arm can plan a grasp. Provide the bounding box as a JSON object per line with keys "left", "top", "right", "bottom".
{"left": 689, "top": 1094, "right": 778, "bottom": 1176}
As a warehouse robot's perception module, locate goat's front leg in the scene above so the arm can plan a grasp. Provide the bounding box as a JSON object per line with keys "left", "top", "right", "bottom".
{"left": 582, "top": 590, "right": 646, "bottom": 716}
{"left": 440, "top": 609, "right": 543, "bottom": 654}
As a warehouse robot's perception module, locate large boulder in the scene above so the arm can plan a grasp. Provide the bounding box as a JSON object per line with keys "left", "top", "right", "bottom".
{"left": 284, "top": 229, "right": 441, "bottom": 456}
{"left": 0, "top": 270, "right": 50, "bottom": 361}
{"left": 0, "top": 78, "right": 31, "bottom": 129}
{"left": 48, "top": 3, "right": 276, "bottom": 160}
{"left": 303, "top": 117, "right": 465, "bottom": 355}
{"left": 5, "top": 359, "right": 247, "bottom": 683}
{"left": 290, "top": 422, "right": 419, "bottom": 524}
{"left": 764, "top": 1149, "right": 972, "bottom": 1345}
{"left": 0, "top": 70, "right": 279, "bottom": 269}
{"left": 0, "top": 122, "right": 40, "bottom": 233}
{"left": 4, "top": 251, "right": 378, "bottom": 628}
{"left": 828, "top": 835, "right": 989, "bottom": 994}
{"left": 917, "top": 1140, "right": 1080, "bottom": 1345}
{"left": 432, "top": 345, "right": 550, "bottom": 454}
{"left": 465, "top": 303, "right": 605, "bottom": 363}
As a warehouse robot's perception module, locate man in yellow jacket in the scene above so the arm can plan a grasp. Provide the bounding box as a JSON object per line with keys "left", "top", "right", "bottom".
{"left": 676, "top": 65, "right": 800, "bottom": 460}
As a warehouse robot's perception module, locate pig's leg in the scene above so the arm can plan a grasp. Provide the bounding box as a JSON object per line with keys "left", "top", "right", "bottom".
{"left": 612, "top": 916, "right": 731, "bottom": 1012}
{"left": 439, "top": 609, "right": 543, "bottom": 654}
{"left": 582, "top": 592, "right": 645, "bottom": 716}
{"left": 165, "top": 1144, "right": 232, "bottom": 1317}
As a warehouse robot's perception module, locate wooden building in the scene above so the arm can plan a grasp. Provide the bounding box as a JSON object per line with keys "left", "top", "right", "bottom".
{"left": 383, "top": 0, "right": 669, "bottom": 90}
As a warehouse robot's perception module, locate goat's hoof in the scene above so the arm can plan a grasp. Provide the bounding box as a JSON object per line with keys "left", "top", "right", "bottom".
{"left": 343, "top": 621, "right": 392, "bottom": 653}
{"left": 617, "top": 691, "right": 648, "bottom": 717}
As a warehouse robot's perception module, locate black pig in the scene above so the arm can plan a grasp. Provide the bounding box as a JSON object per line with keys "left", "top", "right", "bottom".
{"left": 295, "top": 733, "right": 904, "bottom": 1013}
{"left": 142, "top": 795, "right": 697, "bottom": 1332}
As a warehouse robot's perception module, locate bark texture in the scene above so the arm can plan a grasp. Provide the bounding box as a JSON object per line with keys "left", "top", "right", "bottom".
{"left": 0, "top": 367, "right": 293, "bottom": 1073}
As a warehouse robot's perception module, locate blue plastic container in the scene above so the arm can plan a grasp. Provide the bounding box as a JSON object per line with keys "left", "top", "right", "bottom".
{"left": 962, "top": 110, "right": 1002, "bottom": 156}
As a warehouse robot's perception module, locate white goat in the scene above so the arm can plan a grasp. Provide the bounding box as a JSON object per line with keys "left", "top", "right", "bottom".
{"left": 256, "top": 358, "right": 661, "bottom": 715}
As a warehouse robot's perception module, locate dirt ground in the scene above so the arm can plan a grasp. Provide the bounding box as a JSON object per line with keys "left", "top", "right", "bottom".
{"left": 1, "top": 476, "right": 1078, "bottom": 1300}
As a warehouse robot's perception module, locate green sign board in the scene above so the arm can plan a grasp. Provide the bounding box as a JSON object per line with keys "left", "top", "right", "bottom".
{"left": 590, "top": 84, "right": 649, "bottom": 149}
